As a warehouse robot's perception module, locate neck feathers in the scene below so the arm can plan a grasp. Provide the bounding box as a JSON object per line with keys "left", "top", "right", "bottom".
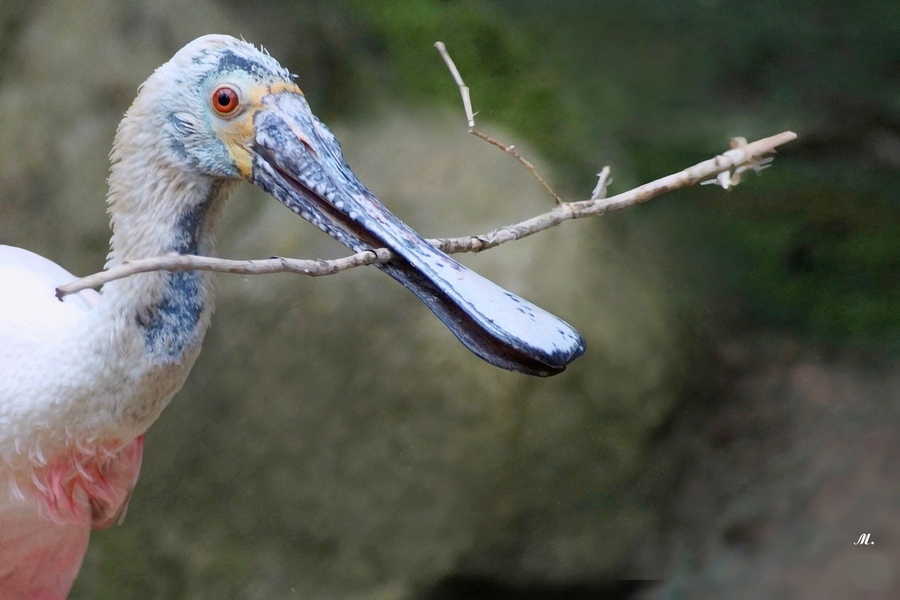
{"left": 106, "top": 97, "right": 233, "bottom": 266}
{"left": 63, "top": 101, "right": 237, "bottom": 439}
{"left": 102, "top": 101, "right": 235, "bottom": 366}
{"left": 1, "top": 65, "right": 237, "bottom": 473}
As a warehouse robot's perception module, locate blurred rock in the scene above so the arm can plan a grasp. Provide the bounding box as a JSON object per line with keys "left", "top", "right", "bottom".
{"left": 638, "top": 335, "right": 900, "bottom": 599}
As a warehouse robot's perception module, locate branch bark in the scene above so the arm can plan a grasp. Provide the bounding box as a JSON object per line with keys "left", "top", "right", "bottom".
{"left": 56, "top": 130, "right": 795, "bottom": 298}
{"left": 434, "top": 41, "right": 564, "bottom": 204}
{"left": 55, "top": 42, "right": 798, "bottom": 299}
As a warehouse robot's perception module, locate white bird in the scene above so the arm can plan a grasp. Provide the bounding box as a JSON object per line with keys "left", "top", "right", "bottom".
{"left": 0, "top": 35, "right": 583, "bottom": 597}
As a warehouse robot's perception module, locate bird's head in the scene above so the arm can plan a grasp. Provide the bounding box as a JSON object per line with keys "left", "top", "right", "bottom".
{"left": 135, "top": 36, "right": 298, "bottom": 179}
{"left": 118, "top": 34, "right": 584, "bottom": 376}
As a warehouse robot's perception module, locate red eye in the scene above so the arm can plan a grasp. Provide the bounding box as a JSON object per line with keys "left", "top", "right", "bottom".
{"left": 211, "top": 86, "right": 240, "bottom": 116}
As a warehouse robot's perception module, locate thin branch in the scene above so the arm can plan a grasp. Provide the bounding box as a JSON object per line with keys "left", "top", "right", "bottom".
{"left": 434, "top": 41, "right": 564, "bottom": 205}
{"left": 432, "top": 130, "right": 795, "bottom": 253}
{"left": 56, "top": 250, "right": 392, "bottom": 299}
{"left": 591, "top": 166, "right": 612, "bottom": 200}
{"left": 56, "top": 130, "right": 796, "bottom": 298}
{"left": 56, "top": 42, "right": 798, "bottom": 298}
{"left": 434, "top": 41, "right": 475, "bottom": 128}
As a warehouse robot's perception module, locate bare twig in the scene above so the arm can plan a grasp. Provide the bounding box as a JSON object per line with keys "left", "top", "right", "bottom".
{"left": 431, "top": 130, "right": 795, "bottom": 253}
{"left": 434, "top": 41, "right": 564, "bottom": 205}
{"left": 56, "top": 250, "right": 393, "bottom": 299}
{"left": 590, "top": 166, "right": 612, "bottom": 200}
{"left": 700, "top": 137, "right": 774, "bottom": 189}
{"left": 56, "top": 42, "right": 797, "bottom": 298}
{"left": 434, "top": 41, "right": 475, "bottom": 128}
{"left": 56, "top": 130, "right": 796, "bottom": 298}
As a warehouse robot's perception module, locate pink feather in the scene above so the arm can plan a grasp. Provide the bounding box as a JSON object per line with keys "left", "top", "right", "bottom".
{"left": 0, "top": 435, "right": 144, "bottom": 598}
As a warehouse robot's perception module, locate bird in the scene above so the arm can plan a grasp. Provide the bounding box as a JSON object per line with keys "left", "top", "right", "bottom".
{"left": 0, "top": 35, "right": 584, "bottom": 597}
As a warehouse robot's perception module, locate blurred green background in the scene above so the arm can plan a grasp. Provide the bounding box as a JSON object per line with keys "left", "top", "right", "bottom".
{"left": 0, "top": 0, "right": 896, "bottom": 598}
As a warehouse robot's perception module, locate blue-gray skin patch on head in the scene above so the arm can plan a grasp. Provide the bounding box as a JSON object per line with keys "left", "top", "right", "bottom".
{"left": 213, "top": 49, "right": 289, "bottom": 84}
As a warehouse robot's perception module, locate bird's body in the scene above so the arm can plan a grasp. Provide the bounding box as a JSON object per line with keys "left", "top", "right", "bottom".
{"left": 0, "top": 247, "right": 146, "bottom": 597}
{"left": 0, "top": 35, "right": 584, "bottom": 597}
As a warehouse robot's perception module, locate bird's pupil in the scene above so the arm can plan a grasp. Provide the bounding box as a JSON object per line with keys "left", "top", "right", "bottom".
{"left": 217, "top": 92, "right": 231, "bottom": 106}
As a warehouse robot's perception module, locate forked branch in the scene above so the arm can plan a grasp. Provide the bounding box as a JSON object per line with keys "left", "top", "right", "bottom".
{"left": 56, "top": 44, "right": 797, "bottom": 299}
{"left": 434, "top": 41, "right": 564, "bottom": 204}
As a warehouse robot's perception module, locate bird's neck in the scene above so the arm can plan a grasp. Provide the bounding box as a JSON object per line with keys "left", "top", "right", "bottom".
{"left": 102, "top": 140, "right": 233, "bottom": 355}
{"left": 74, "top": 138, "right": 235, "bottom": 438}
{"left": 2, "top": 126, "right": 235, "bottom": 479}
{"left": 105, "top": 119, "right": 234, "bottom": 270}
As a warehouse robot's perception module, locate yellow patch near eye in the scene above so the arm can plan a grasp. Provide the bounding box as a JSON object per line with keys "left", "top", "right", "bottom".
{"left": 220, "top": 81, "right": 304, "bottom": 179}
{"left": 220, "top": 114, "right": 256, "bottom": 178}
{"left": 227, "top": 141, "right": 254, "bottom": 178}
{"left": 270, "top": 81, "right": 303, "bottom": 96}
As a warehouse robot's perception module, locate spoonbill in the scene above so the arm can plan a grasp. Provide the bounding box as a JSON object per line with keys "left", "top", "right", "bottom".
{"left": 0, "top": 35, "right": 583, "bottom": 597}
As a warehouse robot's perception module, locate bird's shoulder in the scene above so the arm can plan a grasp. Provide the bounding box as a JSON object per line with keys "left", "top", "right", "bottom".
{"left": 0, "top": 245, "right": 99, "bottom": 333}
